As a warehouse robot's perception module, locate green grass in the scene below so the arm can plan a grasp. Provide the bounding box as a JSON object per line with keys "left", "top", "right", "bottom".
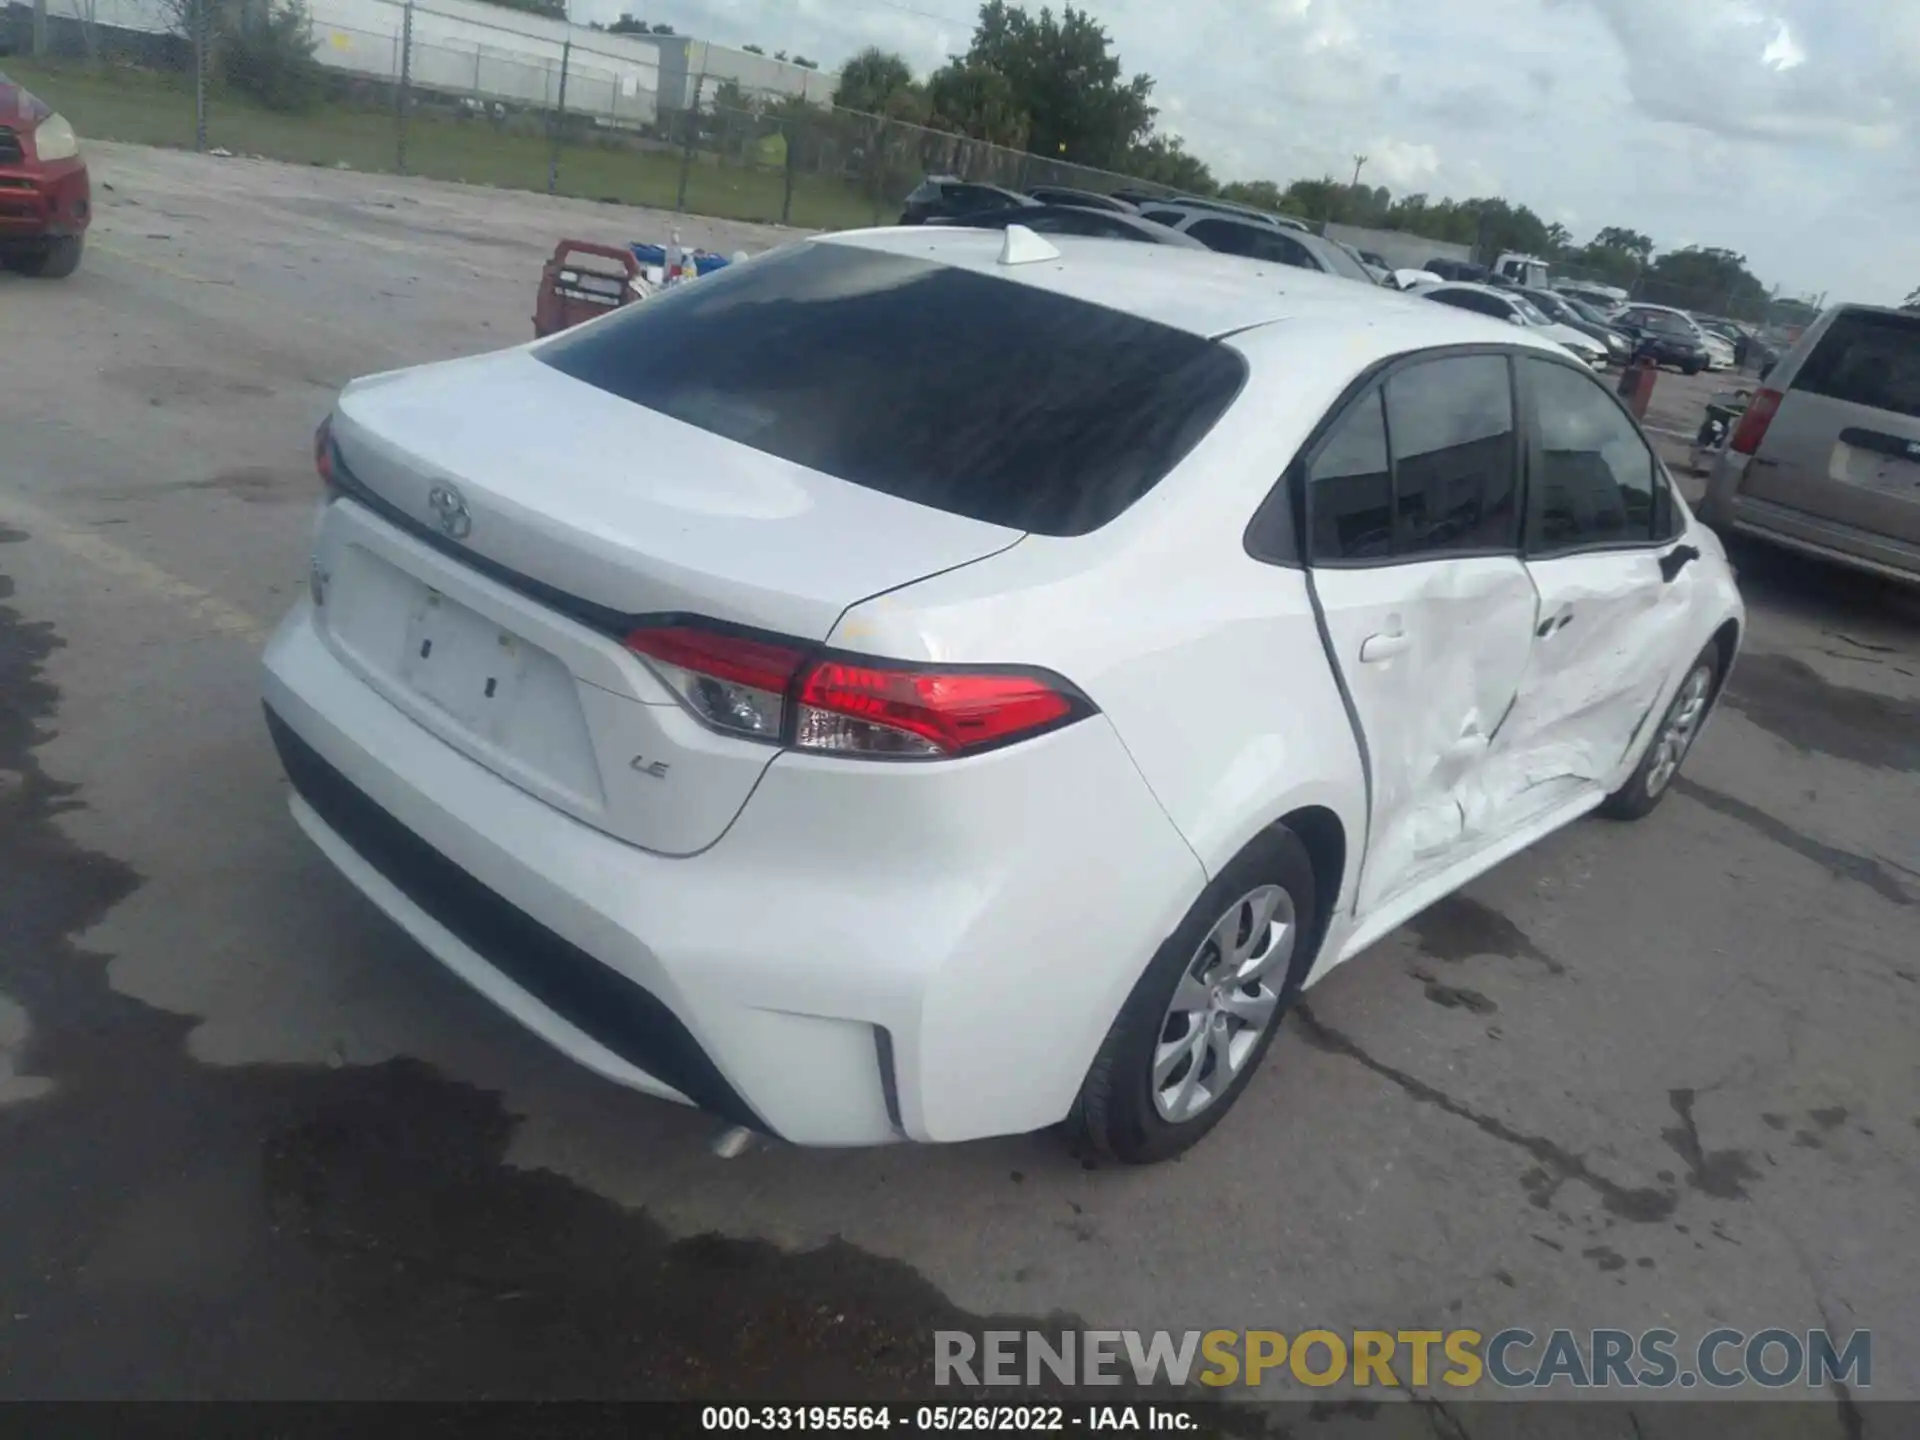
{"left": 7, "top": 59, "right": 884, "bottom": 231}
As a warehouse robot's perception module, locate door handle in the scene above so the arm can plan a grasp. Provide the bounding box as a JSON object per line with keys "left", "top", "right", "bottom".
{"left": 1659, "top": 544, "right": 1701, "bottom": 583}
{"left": 1359, "top": 632, "right": 1410, "bottom": 663}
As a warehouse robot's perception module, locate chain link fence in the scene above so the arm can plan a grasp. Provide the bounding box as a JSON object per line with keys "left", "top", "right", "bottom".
{"left": 1, "top": 0, "right": 1164, "bottom": 229}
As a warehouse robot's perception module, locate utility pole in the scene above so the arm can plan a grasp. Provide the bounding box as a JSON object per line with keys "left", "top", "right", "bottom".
{"left": 547, "top": 38, "right": 571, "bottom": 195}
{"left": 1350, "top": 154, "right": 1368, "bottom": 188}
{"left": 32, "top": 0, "right": 47, "bottom": 57}
{"left": 395, "top": 0, "right": 414, "bottom": 174}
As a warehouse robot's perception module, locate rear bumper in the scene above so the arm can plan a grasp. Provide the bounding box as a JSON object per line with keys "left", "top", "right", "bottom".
{"left": 0, "top": 157, "right": 90, "bottom": 240}
{"left": 262, "top": 599, "right": 1204, "bottom": 1145}
{"left": 1703, "top": 474, "right": 1920, "bottom": 586}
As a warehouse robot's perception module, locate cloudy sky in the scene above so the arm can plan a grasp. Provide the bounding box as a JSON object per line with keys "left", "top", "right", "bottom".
{"left": 583, "top": 0, "right": 1918, "bottom": 305}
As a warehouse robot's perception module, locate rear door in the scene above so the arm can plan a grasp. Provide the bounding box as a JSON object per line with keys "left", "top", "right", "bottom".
{"left": 1494, "top": 356, "right": 1699, "bottom": 802}
{"left": 1305, "top": 350, "right": 1540, "bottom": 916}
{"left": 1746, "top": 307, "right": 1920, "bottom": 547}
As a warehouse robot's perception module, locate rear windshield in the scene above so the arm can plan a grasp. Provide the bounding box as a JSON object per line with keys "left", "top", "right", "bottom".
{"left": 537, "top": 241, "right": 1247, "bottom": 536}
{"left": 1794, "top": 309, "right": 1920, "bottom": 419}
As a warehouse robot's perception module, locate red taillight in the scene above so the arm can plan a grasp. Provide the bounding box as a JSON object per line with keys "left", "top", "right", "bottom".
{"left": 622, "top": 621, "right": 1086, "bottom": 758}
{"left": 1729, "top": 387, "right": 1783, "bottom": 456}
{"left": 315, "top": 415, "right": 337, "bottom": 490}
{"left": 624, "top": 625, "right": 805, "bottom": 742}
{"left": 797, "top": 661, "right": 1074, "bottom": 758}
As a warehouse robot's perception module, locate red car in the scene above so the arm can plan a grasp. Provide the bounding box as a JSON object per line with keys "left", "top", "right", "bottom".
{"left": 0, "top": 68, "right": 89, "bottom": 278}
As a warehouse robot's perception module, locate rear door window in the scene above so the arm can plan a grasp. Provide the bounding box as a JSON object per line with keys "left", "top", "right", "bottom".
{"left": 1385, "top": 356, "right": 1519, "bottom": 555}
{"left": 1523, "top": 358, "right": 1665, "bottom": 550}
{"left": 1792, "top": 309, "right": 1920, "bottom": 419}
{"left": 1305, "top": 354, "right": 1519, "bottom": 563}
{"left": 537, "top": 240, "right": 1248, "bottom": 537}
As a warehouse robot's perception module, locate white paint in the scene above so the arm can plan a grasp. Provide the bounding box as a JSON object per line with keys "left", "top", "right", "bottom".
{"left": 262, "top": 230, "right": 1747, "bottom": 1149}
{"left": 996, "top": 224, "right": 1061, "bottom": 266}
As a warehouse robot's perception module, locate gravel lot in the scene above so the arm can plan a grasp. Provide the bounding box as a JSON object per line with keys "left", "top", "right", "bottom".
{"left": 3, "top": 144, "right": 1917, "bottom": 1419}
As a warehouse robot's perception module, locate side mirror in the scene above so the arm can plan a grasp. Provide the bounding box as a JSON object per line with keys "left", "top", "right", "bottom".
{"left": 1509, "top": 314, "right": 1526, "bottom": 326}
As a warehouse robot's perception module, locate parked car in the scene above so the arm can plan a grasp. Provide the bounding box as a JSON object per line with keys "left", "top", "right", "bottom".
{"left": 1425, "top": 258, "right": 1491, "bottom": 283}
{"left": 1152, "top": 211, "right": 1378, "bottom": 284}
{"left": 1555, "top": 281, "right": 1631, "bottom": 310}
{"left": 1023, "top": 186, "right": 1135, "bottom": 213}
{"left": 1134, "top": 197, "right": 1312, "bottom": 234}
{"left": 1516, "top": 285, "right": 1632, "bottom": 363}
{"left": 1699, "top": 303, "right": 1920, "bottom": 584}
{"left": 266, "top": 232, "right": 1742, "bottom": 1163}
{"left": 1331, "top": 239, "right": 1392, "bottom": 285}
{"left": 1699, "top": 330, "right": 1737, "bottom": 372}
{"left": 1413, "top": 282, "right": 1611, "bottom": 368}
{"left": 953, "top": 204, "right": 1206, "bottom": 248}
{"left": 1611, "top": 305, "right": 1713, "bottom": 375}
{"left": 0, "top": 68, "right": 90, "bottom": 278}
{"left": 899, "top": 176, "right": 1035, "bottom": 225}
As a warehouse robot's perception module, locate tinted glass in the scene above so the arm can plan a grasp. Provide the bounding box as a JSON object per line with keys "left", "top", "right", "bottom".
{"left": 1308, "top": 391, "right": 1393, "bottom": 561}
{"left": 1250, "top": 231, "right": 1318, "bottom": 269}
{"left": 1386, "top": 356, "right": 1519, "bottom": 554}
{"left": 1510, "top": 295, "right": 1552, "bottom": 325}
{"left": 951, "top": 185, "right": 1018, "bottom": 214}
{"left": 1142, "top": 208, "right": 1188, "bottom": 227}
{"left": 1429, "top": 289, "right": 1511, "bottom": 319}
{"left": 1526, "top": 358, "right": 1658, "bottom": 549}
{"left": 1187, "top": 218, "right": 1262, "bottom": 257}
{"left": 539, "top": 242, "right": 1247, "bottom": 537}
{"left": 1312, "top": 239, "right": 1379, "bottom": 283}
{"left": 1793, "top": 309, "right": 1920, "bottom": 419}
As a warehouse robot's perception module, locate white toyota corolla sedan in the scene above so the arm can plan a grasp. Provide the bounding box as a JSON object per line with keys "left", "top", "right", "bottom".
{"left": 262, "top": 226, "right": 1744, "bottom": 1164}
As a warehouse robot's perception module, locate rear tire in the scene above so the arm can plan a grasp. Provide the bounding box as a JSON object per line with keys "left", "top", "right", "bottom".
{"left": 13, "top": 235, "right": 83, "bottom": 279}
{"left": 1066, "top": 826, "right": 1319, "bottom": 1165}
{"left": 1599, "top": 644, "right": 1720, "bottom": 821}
{"left": 1682, "top": 361, "right": 1703, "bottom": 376}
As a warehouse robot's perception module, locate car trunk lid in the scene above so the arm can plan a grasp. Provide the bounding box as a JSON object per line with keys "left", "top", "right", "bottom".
{"left": 319, "top": 349, "right": 1022, "bottom": 855}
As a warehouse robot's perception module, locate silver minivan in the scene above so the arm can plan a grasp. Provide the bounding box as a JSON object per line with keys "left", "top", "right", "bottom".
{"left": 1699, "top": 304, "right": 1920, "bottom": 584}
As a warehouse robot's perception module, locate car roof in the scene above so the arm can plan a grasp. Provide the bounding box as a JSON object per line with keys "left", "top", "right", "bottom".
{"left": 815, "top": 229, "right": 1579, "bottom": 363}
{"left": 952, "top": 204, "right": 1208, "bottom": 247}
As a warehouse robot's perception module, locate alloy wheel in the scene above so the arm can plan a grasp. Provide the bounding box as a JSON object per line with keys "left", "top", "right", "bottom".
{"left": 1151, "top": 885, "right": 1296, "bottom": 1123}
{"left": 1646, "top": 664, "right": 1713, "bottom": 797}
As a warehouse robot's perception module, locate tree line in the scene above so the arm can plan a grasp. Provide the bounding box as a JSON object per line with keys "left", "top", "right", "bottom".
{"left": 829, "top": 2, "right": 1783, "bottom": 311}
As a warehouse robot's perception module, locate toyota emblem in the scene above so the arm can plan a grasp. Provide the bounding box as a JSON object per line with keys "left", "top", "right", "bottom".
{"left": 427, "top": 484, "right": 472, "bottom": 540}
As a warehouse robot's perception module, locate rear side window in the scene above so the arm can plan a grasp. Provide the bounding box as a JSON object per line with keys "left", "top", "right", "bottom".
{"left": 1141, "top": 208, "right": 1188, "bottom": 227}
{"left": 538, "top": 241, "right": 1247, "bottom": 537}
{"left": 1524, "top": 358, "right": 1662, "bottom": 550}
{"left": 1792, "top": 309, "right": 1920, "bottom": 419}
{"left": 1187, "top": 218, "right": 1260, "bottom": 257}
{"left": 1307, "top": 392, "right": 1393, "bottom": 561}
{"left": 1306, "top": 354, "right": 1519, "bottom": 563}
